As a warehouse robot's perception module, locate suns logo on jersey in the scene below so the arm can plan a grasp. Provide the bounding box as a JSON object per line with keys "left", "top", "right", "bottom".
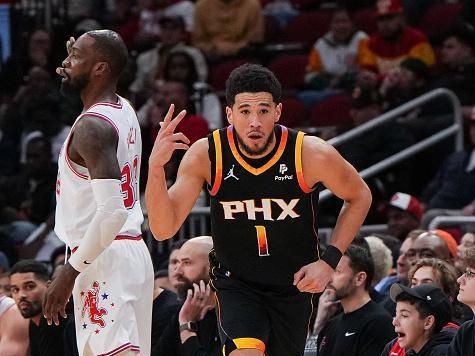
{"left": 220, "top": 198, "right": 300, "bottom": 220}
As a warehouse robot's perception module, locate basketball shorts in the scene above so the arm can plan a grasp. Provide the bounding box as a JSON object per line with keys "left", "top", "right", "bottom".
{"left": 209, "top": 252, "right": 314, "bottom": 356}
{"left": 72, "top": 238, "right": 154, "bottom": 356}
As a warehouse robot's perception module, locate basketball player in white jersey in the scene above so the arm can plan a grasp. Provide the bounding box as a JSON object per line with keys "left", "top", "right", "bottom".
{"left": 0, "top": 295, "right": 29, "bottom": 355}
{"left": 43, "top": 30, "right": 154, "bottom": 355}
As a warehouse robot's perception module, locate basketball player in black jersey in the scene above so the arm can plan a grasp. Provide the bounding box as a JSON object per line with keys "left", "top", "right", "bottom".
{"left": 146, "top": 64, "right": 372, "bottom": 355}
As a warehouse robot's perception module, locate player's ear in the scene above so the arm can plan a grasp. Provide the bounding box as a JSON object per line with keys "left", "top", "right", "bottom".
{"left": 275, "top": 103, "right": 282, "bottom": 123}
{"left": 93, "top": 62, "right": 108, "bottom": 76}
{"left": 226, "top": 106, "right": 233, "bottom": 125}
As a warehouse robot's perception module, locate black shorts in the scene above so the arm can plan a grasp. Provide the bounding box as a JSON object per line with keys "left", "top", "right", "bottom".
{"left": 209, "top": 252, "right": 314, "bottom": 356}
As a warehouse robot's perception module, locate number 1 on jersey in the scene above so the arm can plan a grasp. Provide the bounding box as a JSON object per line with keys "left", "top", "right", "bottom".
{"left": 255, "top": 226, "right": 270, "bottom": 256}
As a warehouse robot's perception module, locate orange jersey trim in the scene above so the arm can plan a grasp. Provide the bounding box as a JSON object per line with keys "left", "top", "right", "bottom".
{"left": 226, "top": 125, "right": 288, "bottom": 176}
{"left": 233, "top": 338, "right": 266, "bottom": 352}
{"left": 295, "top": 132, "right": 313, "bottom": 193}
{"left": 209, "top": 130, "right": 223, "bottom": 196}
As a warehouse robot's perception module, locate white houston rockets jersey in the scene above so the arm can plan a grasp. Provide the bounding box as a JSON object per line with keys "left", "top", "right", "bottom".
{"left": 55, "top": 96, "right": 143, "bottom": 247}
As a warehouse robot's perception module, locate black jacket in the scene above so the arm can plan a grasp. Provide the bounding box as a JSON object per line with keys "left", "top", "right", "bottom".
{"left": 447, "top": 318, "right": 475, "bottom": 356}
{"left": 381, "top": 326, "right": 457, "bottom": 356}
{"left": 152, "top": 310, "right": 220, "bottom": 356}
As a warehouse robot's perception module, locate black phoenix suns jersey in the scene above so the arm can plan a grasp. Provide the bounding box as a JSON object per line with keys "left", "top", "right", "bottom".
{"left": 208, "top": 125, "right": 321, "bottom": 286}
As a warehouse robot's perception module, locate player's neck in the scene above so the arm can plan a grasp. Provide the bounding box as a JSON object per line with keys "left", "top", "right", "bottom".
{"left": 340, "top": 289, "right": 371, "bottom": 314}
{"left": 81, "top": 84, "right": 118, "bottom": 111}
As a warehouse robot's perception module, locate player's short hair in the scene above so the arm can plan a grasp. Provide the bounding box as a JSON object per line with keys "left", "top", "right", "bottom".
{"left": 345, "top": 244, "right": 375, "bottom": 291}
{"left": 87, "top": 30, "right": 128, "bottom": 78}
{"left": 10, "top": 260, "right": 50, "bottom": 282}
{"left": 225, "top": 63, "right": 282, "bottom": 106}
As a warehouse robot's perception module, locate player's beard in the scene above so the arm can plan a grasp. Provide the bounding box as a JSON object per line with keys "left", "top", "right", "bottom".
{"left": 235, "top": 130, "right": 275, "bottom": 157}
{"left": 60, "top": 72, "right": 89, "bottom": 98}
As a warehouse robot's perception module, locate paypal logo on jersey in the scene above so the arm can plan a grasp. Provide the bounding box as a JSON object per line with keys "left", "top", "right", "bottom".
{"left": 275, "top": 163, "right": 293, "bottom": 181}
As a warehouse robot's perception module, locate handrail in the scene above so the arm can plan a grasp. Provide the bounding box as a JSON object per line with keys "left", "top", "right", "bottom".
{"left": 428, "top": 216, "right": 475, "bottom": 230}
{"left": 320, "top": 88, "right": 464, "bottom": 201}
{"left": 327, "top": 88, "right": 463, "bottom": 149}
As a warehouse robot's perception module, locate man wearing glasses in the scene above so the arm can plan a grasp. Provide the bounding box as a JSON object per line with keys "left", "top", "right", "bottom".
{"left": 447, "top": 246, "right": 475, "bottom": 356}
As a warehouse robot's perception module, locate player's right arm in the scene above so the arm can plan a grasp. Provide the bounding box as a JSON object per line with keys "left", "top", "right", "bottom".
{"left": 146, "top": 105, "right": 209, "bottom": 240}
{"left": 0, "top": 305, "right": 29, "bottom": 356}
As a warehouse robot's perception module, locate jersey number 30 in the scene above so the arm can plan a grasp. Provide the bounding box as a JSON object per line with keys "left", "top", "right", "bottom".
{"left": 121, "top": 156, "right": 139, "bottom": 209}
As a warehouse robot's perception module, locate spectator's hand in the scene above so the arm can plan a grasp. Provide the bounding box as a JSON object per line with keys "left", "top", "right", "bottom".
{"left": 293, "top": 259, "right": 334, "bottom": 293}
{"left": 43, "top": 263, "right": 79, "bottom": 326}
{"left": 149, "top": 104, "right": 189, "bottom": 170}
{"left": 380, "top": 67, "right": 400, "bottom": 96}
{"left": 178, "top": 280, "right": 212, "bottom": 324}
{"left": 462, "top": 106, "right": 475, "bottom": 120}
{"left": 462, "top": 203, "right": 475, "bottom": 216}
{"left": 357, "top": 70, "right": 378, "bottom": 89}
{"left": 313, "top": 288, "right": 340, "bottom": 333}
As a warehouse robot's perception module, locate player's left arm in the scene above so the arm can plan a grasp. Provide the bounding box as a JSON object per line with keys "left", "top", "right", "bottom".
{"left": 294, "top": 136, "right": 371, "bottom": 293}
{"left": 304, "top": 136, "right": 372, "bottom": 255}
{"left": 44, "top": 116, "right": 128, "bottom": 325}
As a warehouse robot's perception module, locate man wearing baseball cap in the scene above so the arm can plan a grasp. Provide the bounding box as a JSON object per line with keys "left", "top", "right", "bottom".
{"left": 358, "top": 0, "right": 435, "bottom": 88}
{"left": 387, "top": 192, "right": 423, "bottom": 240}
{"left": 381, "top": 284, "right": 457, "bottom": 356}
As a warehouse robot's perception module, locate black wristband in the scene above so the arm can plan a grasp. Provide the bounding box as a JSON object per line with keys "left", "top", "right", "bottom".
{"left": 321, "top": 245, "right": 343, "bottom": 270}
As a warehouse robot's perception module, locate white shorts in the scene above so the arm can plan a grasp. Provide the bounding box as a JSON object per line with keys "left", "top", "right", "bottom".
{"left": 72, "top": 238, "right": 154, "bottom": 356}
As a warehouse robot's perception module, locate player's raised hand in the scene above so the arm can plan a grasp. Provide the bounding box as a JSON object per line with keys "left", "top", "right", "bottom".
{"left": 293, "top": 259, "right": 334, "bottom": 293}
{"left": 66, "top": 36, "right": 75, "bottom": 55}
{"left": 56, "top": 36, "right": 76, "bottom": 79}
{"left": 149, "top": 104, "right": 190, "bottom": 170}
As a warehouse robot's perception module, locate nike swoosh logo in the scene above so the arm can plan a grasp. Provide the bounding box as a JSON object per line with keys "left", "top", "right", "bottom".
{"left": 83, "top": 260, "right": 92, "bottom": 265}
{"left": 345, "top": 332, "right": 356, "bottom": 337}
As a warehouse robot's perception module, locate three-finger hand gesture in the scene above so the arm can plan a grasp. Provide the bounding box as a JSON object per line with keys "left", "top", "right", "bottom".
{"left": 149, "top": 104, "right": 190, "bottom": 171}
{"left": 56, "top": 37, "right": 76, "bottom": 78}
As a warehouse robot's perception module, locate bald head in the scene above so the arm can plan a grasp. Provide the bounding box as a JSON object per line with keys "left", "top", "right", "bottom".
{"left": 408, "top": 232, "right": 451, "bottom": 263}
{"left": 182, "top": 236, "right": 213, "bottom": 256}
{"left": 175, "top": 236, "right": 213, "bottom": 297}
{"left": 85, "top": 29, "right": 128, "bottom": 79}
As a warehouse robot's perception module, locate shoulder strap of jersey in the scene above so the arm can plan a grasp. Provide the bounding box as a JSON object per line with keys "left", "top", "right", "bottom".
{"left": 209, "top": 129, "right": 223, "bottom": 196}
{"left": 295, "top": 131, "right": 313, "bottom": 193}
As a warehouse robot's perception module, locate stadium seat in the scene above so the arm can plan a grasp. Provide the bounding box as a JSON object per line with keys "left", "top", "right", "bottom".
{"left": 268, "top": 54, "right": 308, "bottom": 90}
{"left": 208, "top": 58, "right": 251, "bottom": 91}
{"left": 353, "top": 7, "right": 378, "bottom": 35}
{"left": 418, "top": 3, "right": 462, "bottom": 39}
{"left": 310, "top": 94, "right": 353, "bottom": 127}
{"left": 281, "top": 10, "right": 333, "bottom": 48}
{"left": 279, "top": 96, "right": 308, "bottom": 128}
{"left": 264, "top": 15, "right": 281, "bottom": 43}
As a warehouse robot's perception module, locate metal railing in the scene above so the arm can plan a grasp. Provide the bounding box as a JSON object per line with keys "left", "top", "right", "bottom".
{"left": 320, "top": 88, "right": 464, "bottom": 201}
{"left": 428, "top": 216, "right": 475, "bottom": 230}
